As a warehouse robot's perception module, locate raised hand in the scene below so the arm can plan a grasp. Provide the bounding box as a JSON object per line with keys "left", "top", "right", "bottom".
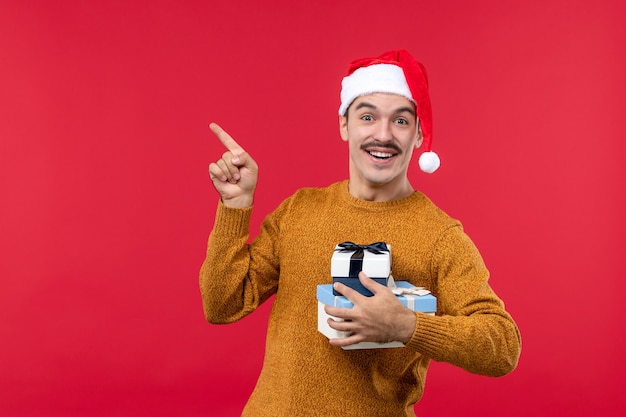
{"left": 208, "top": 123, "right": 258, "bottom": 208}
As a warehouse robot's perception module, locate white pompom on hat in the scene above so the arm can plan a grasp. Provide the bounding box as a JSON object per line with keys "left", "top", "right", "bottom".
{"left": 339, "top": 50, "right": 440, "bottom": 173}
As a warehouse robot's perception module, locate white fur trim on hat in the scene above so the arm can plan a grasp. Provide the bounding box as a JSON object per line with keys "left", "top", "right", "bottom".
{"left": 339, "top": 64, "right": 414, "bottom": 116}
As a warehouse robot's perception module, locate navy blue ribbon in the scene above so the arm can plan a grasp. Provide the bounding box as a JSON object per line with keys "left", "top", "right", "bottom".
{"left": 335, "top": 242, "right": 389, "bottom": 277}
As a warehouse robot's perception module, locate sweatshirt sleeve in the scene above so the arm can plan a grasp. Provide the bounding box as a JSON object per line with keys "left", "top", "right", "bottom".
{"left": 199, "top": 199, "right": 283, "bottom": 324}
{"left": 404, "top": 225, "right": 522, "bottom": 376}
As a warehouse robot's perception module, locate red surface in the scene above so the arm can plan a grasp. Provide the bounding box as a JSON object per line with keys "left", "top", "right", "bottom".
{"left": 1, "top": 0, "right": 625, "bottom": 415}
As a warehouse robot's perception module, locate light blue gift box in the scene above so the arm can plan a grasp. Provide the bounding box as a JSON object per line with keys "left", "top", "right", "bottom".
{"left": 317, "top": 281, "right": 437, "bottom": 349}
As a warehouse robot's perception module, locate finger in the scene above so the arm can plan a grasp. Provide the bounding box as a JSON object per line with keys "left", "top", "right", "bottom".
{"left": 358, "top": 271, "right": 387, "bottom": 295}
{"left": 324, "top": 305, "right": 354, "bottom": 321}
{"left": 326, "top": 317, "right": 364, "bottom": 346}
{"left": 328, "top": 333, "right": 365, "bottom": 347}
{"left": 209, "top": 123, "right": 245, "bottom": 154}
{"left": 208, "top": 162, "right": 228, "bottom": 183}
{"left": 215, "top": 158, "right": 239, "bottom": 183}
{"left": 332, "top": 281, "right": 365, "bottom": 305}
{"left": 326, "top": 317, "right": 351, "bottom": 331}
{"left": 220, "top": 150, "right": 244, "bottom": 178}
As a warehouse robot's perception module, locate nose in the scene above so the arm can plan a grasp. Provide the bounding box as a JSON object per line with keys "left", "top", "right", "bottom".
{"left": 374, "top": 120, "right": 393, "bottom": 142}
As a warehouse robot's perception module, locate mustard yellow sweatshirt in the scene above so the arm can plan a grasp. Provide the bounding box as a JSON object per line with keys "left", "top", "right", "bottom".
{"left": 200, "top": 180, "right": 521, "bottom": 417}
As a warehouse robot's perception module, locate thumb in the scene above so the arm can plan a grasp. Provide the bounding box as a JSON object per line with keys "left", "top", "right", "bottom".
{"left": 231, "top": 150, "right": 258, "bottom": 175}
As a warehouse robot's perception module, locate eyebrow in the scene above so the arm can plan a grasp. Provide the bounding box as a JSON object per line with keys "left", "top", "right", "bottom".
{"left": 354, "top": 101, "right": 416, "bottom": 117}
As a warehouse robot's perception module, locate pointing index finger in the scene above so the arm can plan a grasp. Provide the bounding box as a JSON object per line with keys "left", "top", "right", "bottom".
{"left": 209, "top": 122, "right": 245, "bottom": 154}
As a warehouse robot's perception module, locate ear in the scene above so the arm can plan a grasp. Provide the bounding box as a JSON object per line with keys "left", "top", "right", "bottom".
{"left": 339, "top": 115, "right": 349, "bottom": 142}
{"left": 414, "top": 121, "right": 423, "bottom": 149}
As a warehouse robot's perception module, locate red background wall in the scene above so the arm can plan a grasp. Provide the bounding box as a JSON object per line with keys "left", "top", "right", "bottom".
{"left": 1, "top": 0, "right": 625, "bottom": 415}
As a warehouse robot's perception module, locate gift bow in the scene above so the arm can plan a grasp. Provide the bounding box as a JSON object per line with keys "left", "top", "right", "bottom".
{"left": 335, "top": 241, "right": 389, "bottom": 254}
{"left": 390, "top": 285, "right": 431, "bottom": 297}
{"left": 335, "top": 241, "right": 389, "bottom": 278}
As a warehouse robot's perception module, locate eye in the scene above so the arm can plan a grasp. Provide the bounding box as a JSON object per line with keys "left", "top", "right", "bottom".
{"left": 395, "top": 118, "right": 408, "bottom": 125}
{"left": 361, "top": 114, "right": 374, "bottom": 122}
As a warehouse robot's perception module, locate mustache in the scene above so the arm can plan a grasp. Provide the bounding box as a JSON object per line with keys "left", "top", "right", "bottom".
{"left": 360, "top": 141, "right": 403, "bottom": 154}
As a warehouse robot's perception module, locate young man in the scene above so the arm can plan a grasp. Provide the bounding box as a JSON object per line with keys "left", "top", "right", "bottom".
{"left": 201, "top": 49, "right": 521, "bottom": 416}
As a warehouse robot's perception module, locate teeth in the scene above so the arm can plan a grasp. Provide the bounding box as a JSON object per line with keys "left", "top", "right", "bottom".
{"left": 369, "top": 151, "right": 394, "bottom": 158}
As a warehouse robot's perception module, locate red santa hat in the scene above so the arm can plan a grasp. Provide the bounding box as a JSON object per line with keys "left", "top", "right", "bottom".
{"left": 339, "top": 49, "right": 440, "bottom": 173}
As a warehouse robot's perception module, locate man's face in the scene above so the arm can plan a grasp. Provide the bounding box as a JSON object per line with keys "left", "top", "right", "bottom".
{"left": 340, "top": 93, "right": 422, "bottom": 193}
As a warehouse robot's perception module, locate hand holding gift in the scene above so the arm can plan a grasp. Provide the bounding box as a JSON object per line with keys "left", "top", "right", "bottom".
{"left": 324, "top": 272, "right": 417, "bottom": 347}
{"left": 318, "top": 241, "right": 437, "bottom": 349}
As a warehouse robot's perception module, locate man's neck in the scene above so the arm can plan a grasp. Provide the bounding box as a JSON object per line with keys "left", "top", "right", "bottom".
{"left": 347, "top": 179, "right": 415, "bottom": 202}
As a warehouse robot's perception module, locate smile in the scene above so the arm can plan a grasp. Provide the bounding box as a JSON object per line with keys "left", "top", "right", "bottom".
{"left": 361, "top": 141, "right": 402, "bottom": 161}
{"left": 367, "top": 151, "right": 395, "bottom": 160}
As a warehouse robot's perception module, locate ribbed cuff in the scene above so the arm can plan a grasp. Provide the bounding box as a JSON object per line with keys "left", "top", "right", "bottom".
{"left": 405, "top": 313, "right": 450, "bottom": 356}
{"left": 211, "top": 200, "right": 253, "bottom": 238}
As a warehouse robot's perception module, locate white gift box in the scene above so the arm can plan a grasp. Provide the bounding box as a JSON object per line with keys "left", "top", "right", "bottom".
{"left": 331, "top": 242, "right": 391, "bottom": 296}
